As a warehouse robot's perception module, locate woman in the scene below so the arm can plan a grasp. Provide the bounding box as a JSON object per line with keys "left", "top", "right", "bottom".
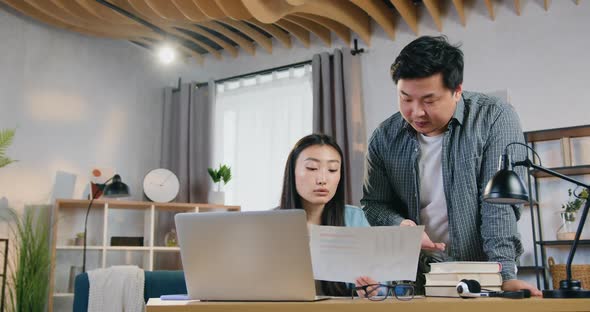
{"left": 278, "top": 133, "right": 376, "bottom": 297}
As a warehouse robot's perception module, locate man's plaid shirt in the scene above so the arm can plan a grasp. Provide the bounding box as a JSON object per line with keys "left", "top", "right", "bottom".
{"left": 362, "top": 91, "right": 526, "bottom": 281}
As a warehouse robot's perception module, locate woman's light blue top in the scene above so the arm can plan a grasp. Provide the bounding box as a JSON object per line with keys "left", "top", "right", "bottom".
{"left": 344, "top": 205, "right": 370, "bottom": 227}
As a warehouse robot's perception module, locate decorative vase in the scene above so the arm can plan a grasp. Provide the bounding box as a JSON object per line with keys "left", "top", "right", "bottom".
{"left": 556, "top": 211, "right": 577, "bottom": 240}
{"left": 208, "top": 191, "right": 225, "bottom": 205}
{"left": 164, "top": 228, "right": 178, "bottom": 247}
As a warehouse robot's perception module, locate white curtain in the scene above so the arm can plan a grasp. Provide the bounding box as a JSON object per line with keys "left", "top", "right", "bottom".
{"left": 214, "top": 65, "right": 313, "bottom": 211}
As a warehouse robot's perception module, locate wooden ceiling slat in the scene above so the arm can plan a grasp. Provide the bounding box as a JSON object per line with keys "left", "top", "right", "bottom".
{"left": 176, "top": 24, "right": 239, "bottom": 57}
{"left": 215, "top": 0, "right": 253, "bottom": 20}
{"left": 452, "top": 0, "right": 466, "bottom": 26}
{"left": 292, "top": 13, "right": 350, "bottom": 45}
{"left": 143, "top": 0, "right": 192, "bottom": 22}
{"left": 484, "top": 0, "right": 495, "bottom": 20}
{"left": 2, "top": 0, "right": 141, "bottom": 38}
{"left": 295, "top": 0, "right": 371, "bottom": 45}
{"left": 114, "top": 0, "right": 222, "bottom": 60}
{"left": 162, "top": 25, "right": 222, "bottom": 60}
{"left": 350, "top": 0, "right": 396, "bottom": 40}
{"left": 50, "top": 0, "right": 106, "bottom": 23}
{"left": 423, "top": 0, "right": 443, "bottom": 32}
{"left": 193, "top": 0, "right": 226, "bottom": 19}
{"left": 122, "top": 0, "right": 164, "bottom": 21}
{"left": 390, "top": 0, "right": 418, "bottom": 35}
{"left": 283, "top": 15, "right": 330, "bottom": 47}
{"left": 246, "top": 19, "right": 292, "bottom": 48}
{"left": 275, "top": 19, "right": 310, "bottom": 48}
{"left": 170, "top": 0, "right": 209, "bottom": 22}
{"left": 217, "top": 19, "right": 272, "bottom": 54}
{"left": 240, "top": 0, "right": 294, "bottom": 23}
{"left": 74, "top": 0, "right": 135, "bottom": 24}
{"left": 25, "top": 0, "right": 146, "bottom": 35}
{"left": 198, "top": 20, "right": 256, "bottom": 55}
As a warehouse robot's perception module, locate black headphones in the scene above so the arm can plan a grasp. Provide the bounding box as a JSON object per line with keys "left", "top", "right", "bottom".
{"left": 456, "top": 279, "right": 531, "bottom": 299}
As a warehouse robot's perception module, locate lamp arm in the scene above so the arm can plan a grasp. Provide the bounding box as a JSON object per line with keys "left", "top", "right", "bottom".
{"left": 82, "top": 176, "right": 115, "bottom": 273}
{"left": 568, "top": 198, "right": 590, "bottom": 281}
{"left": 514, "top": 158, "right": 590, "bottom": 282}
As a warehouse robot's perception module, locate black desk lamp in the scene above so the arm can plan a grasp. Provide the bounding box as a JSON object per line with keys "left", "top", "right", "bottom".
{"left": 483, "top": 142, "right": 590, "bottom": 298}
{"left": 82, "top": 174, "right": 129, "bottom": 272}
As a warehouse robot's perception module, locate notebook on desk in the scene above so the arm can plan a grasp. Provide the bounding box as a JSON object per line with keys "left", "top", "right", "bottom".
{"left": 175, "top": 209, "right": 328, "bottom": 301}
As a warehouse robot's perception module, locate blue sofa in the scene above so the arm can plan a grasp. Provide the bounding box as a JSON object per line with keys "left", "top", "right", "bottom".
{"left": 72, "top": 270, "right": 186, "bottom": 312}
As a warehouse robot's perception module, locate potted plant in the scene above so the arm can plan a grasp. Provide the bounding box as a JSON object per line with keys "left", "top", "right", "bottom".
{"left": 557, "top": 187, "right": 589, "bottom": 240}
{"left": 207, "top": 164, "right": 232, "bottom": 205}
{"left": 3, "top": 206, "right": 51, "bottom": 312}
{"left": 0, "top": 128, "right": 16, "bottom": 168}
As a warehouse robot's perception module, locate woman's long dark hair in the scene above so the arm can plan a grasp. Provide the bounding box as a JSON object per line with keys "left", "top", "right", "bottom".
{"left": 279, "top": 133, "right": 348, "bottom": 296}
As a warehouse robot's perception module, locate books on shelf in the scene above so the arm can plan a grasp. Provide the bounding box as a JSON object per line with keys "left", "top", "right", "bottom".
{"left": 425, "top": 261, "right": 503, "bottom": 297}
{"left": 429, "top": 261, "right": 502, "bottom": 274}
{"left": 425, "top": 285, "right": 502, "bottom": 298}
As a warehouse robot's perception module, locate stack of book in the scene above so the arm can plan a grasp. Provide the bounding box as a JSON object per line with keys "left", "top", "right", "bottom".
{"left": 424, "top": 262, "right": 503, "bottom": 297}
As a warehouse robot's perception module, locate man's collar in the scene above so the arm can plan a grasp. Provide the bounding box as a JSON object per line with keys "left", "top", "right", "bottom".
{"left": 450, "top": 95, "right": 465, "bottom": 127}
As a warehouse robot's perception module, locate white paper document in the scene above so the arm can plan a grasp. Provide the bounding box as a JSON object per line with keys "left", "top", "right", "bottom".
{"left": 308, "top": 225, "right": 424, "bottom": 283}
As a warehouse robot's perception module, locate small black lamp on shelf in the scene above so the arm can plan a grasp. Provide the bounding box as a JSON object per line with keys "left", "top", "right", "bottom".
{"left": 483, "top": 142, "right": 590, "bottom": 298}
{"left": 82, "top": 174, "right": 129, "bottom": 272}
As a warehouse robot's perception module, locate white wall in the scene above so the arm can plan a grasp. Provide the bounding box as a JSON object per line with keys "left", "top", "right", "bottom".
{"left": 0, "top": 6, "right": 189, "bottom": 209}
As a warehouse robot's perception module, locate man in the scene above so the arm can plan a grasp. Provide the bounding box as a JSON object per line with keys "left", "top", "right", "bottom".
{"left": 361, "top": 36, "right": 541, "bottom": 295}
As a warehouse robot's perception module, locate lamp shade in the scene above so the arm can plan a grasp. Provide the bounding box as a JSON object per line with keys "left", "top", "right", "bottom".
{"left": 483, "top": 169, "right": 529, "bottom": 204}
{"left": 102, "top": 174, "right": 130, "bottom": 198}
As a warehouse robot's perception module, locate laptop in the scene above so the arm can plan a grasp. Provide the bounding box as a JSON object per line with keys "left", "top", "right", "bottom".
{"left": 175, "top": 209, "right": 325, "bottom": 301}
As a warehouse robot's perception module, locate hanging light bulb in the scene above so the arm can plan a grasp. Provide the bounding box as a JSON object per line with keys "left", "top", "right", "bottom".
{"left": 157, "top": 45, "right": 176, "bottom": 64}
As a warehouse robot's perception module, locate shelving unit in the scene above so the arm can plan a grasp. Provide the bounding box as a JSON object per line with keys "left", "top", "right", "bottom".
{"left": 49, "top": 199, "right": 240, "bottom": 312}
{"left": 524, "top": 125, "right": 590, "bottom": 290}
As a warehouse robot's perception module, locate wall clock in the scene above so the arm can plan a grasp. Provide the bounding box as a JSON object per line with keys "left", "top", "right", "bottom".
{"left": 143, "top": 168, "right": 180, "bottom": 203}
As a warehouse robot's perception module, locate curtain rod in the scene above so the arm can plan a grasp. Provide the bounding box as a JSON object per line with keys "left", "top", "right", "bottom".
{"left": 194, "top": 59, "right": 312, "bottom": 88}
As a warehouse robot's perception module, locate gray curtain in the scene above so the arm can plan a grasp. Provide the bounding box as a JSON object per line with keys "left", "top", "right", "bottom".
{"left": 312, "top": 48, "right": 367, "bottom": 206}
{"left": 161, "top": 82, "right": 214, "bottom": 203}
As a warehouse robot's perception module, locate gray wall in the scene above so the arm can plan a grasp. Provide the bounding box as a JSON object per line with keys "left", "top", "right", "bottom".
{"left": 0, "top": 6, "right": 188, "bottom": 209}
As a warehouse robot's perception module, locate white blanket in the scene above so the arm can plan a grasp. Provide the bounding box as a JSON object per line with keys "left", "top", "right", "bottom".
{"left": 88, "top": 265, "right": 145, "bottom": 312}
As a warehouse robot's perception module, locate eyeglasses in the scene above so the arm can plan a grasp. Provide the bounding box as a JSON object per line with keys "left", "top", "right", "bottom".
{"left": 352, "top": 283, "right": 415, "bottom": 301}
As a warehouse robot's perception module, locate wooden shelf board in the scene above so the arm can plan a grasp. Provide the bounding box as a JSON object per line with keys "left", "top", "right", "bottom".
{"left": 525, "top": 125, "right": 590, "bottom": 142}
{"left": 536, "top": 239, "right": 590, "bottom": 246}
{"left": 530, "top": 165, "right": 590, "bottom": 178}
{"left": 55, "top": 198, "right": 240, "bottom": 211}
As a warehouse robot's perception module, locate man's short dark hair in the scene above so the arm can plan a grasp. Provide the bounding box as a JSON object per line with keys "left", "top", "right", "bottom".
{"left": 390, "top": 36, "right": 464, "bottom": 91}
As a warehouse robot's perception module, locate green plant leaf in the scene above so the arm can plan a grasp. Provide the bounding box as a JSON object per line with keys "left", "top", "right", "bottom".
{"left": 208, "top": 167, "right": 221, "bottom": 183}
{"left": 0, "top": 128, "right": 17, "bottom": 169}
{"left": 220, "top": 165, "right": 232, "bottom": 184}
{"left": 3, "top": 206, "right": 51, "bottom": 312}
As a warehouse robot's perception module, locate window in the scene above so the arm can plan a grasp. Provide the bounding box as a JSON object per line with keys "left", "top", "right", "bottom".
{"left": 213, "top": 65, "right": 313, "bottom": 211}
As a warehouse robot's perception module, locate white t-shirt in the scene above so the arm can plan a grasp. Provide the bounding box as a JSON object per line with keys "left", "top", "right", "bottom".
{"left": 418, "top": 133, "right": 449, "bottom": 246}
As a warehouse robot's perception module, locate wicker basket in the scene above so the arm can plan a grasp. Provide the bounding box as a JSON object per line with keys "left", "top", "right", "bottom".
{"left": 548, "top": 257, "right": 590, "bottom": 289}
